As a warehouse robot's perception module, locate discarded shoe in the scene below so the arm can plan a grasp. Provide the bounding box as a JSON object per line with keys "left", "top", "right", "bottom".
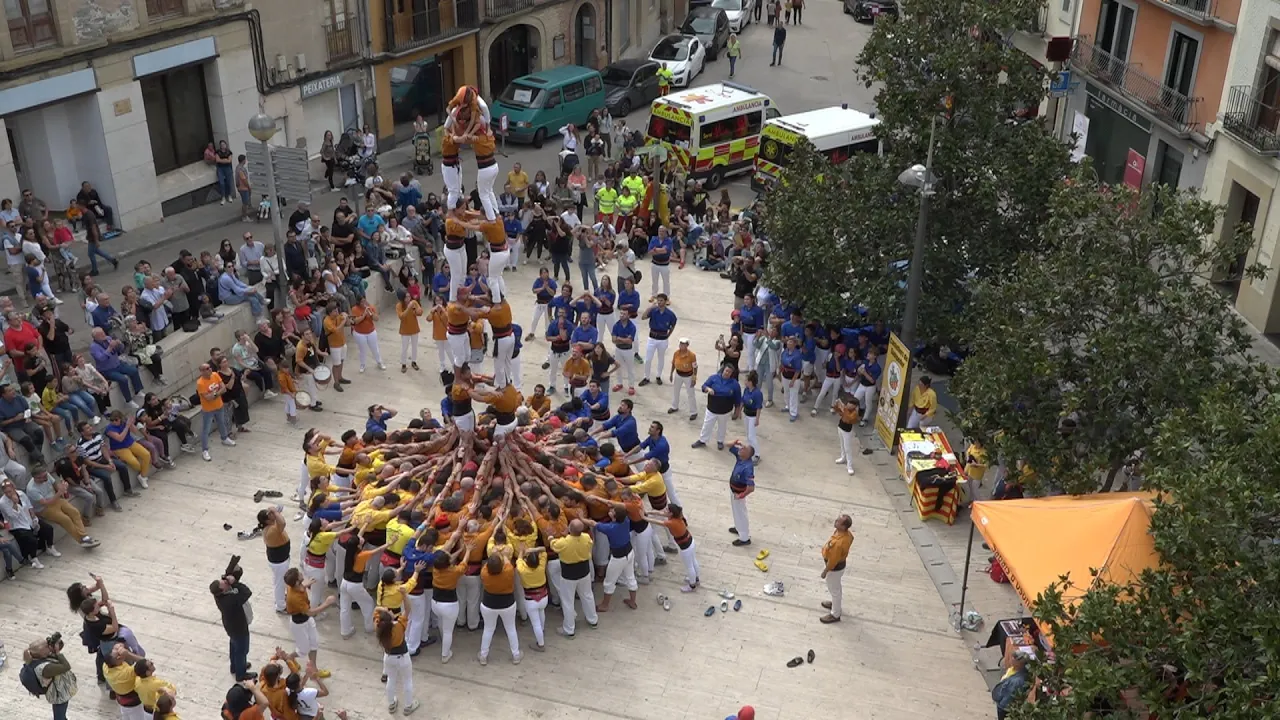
{"left": 718, "top": 589, "right": 735, "bottom": 600}
{"left": 807, "top": 649, "right": 815, "bottom": 663}
{"left": 756, "top": 549, "right": 770, "bottom": 561}
{"left": 733, "top": 599, "right": 742, "bottom": 612}
{"left": 753, "top": 559, "right": 769, "bottom": 572}
{"left": 720, "top": 600, "right": 728, "bottom": 613}
{"left": 704, "top": 606, "right": 716, "bottom": 617}
{"left": 786, "top": 656, "right": 804, "bottom": 668}
{"left": 763, "top": 581, "right": 785, "bottom": 597}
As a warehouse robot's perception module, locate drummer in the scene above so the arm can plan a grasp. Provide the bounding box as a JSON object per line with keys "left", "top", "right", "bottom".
{"left": 294, "top": 327, "right": 330, "bottom": 412}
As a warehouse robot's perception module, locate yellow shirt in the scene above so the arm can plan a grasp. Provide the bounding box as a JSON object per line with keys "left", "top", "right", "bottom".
{"left": 672, "top": 348, "right": 697, "bottom": 375}
{"left": 104, "top": 661, "right": 137, "bottom": 696}
{"left": 627, "top": 471, "right": 667, "bottom": 498}
{"left": 135, "top": 675, "right": 176, "bottom": 709}
{"left": 821, "top": 529, "right": 854, "bottom": 571}
{"left": 385, "top": 517, "right": 415, "bottom": 554}
{"left": 616, "top": 193, "right": 639, "bottom": 214}
{"left": 910, "top": 385, "right": 938, "bottom": 416}
{"left": 517, "top": 555, "right": 548, "bottom": 588}
{"left": 352, "top": 503, "right": 396, "bottom": 530}
{"left": 305, "top": 439, "right": 335, "bottom": 479}
{"left": 376, "top": 574, "right": 417, "bottom": 610}
{"left": 549, "top": 533, "right": 593, "bottom": 564}
{"left": 323, "top": 313, "right": 348, "bottom": 349}
{"left": 507, "top": 170, "right": 530, "bottom": 195}
{"left": 306, "top": 530, "right": 339, "bottom": 556}
{"left": 622, "top": 175, "right": 645, "bottom": 197}
{"left": 596, "top": 187, "right": 619, "bottom": 213}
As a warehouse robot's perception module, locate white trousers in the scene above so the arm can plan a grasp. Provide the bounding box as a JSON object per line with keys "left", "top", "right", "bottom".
{"left": 488, "top": 250, "right": 510, "bottom": 301}
{"left": 119, "top": 705, "right": 147, "bottom": 720}
{"left": 744, "top": 414, "right": 759, "bottom": 453}
{"left": 730, "top": 492, "right": 751, "bottom": 541}
{"left": 297, "top": 460, "right": 310, "bottom": 507}
{"left": 447, "top": 332, "right": 470, "bottom": 369}
{"left": 546, "top": 559, "right": 563, "bottom": 607}
{"left": 592, "top": 529, "right": 611, "bottom": 569}
{"left": 480, "top": 603, "right": 520, "bottom": 660}
{"left": 813, "top": 376, "right": 841, "bottom": 412}
{"left": 603, "top": 550, "right": 638, "bottom": 594}
{"left": 494, "top": 335, "right": 515, "bottom": 386}
{"left": 511, "top": 353, "right": 523, "bottom": 390}
{"left": 907, "top": 409, "right": 926, "bottom": 430}
{"left": 406, "top": 591, "right": 432, "bottom": 652}
{"left": 837, "top": 427, "right": 858, "bottom": 473}
{"left": 476, "top": 163, "right": 500, "bottom": 220}
{"left": 632, "top": 525, "right": 656, "bottom": 578}
{"left": 283, "top": 393, "right": 297, "bottom": 417}
{"left": 698, "top": 410, "right": 730, "bottom": 444}
{"left": 529, "top": 304, "right": 548, "bottom": 337}
{"left": 614, "top": 347, "right": 636, "bottom": 388}
{"left": 644, "top": 337, "right": 669, "bottom": 381}
{"left": 507, "top": 239, "right": 521, "bottom": 268}
{"left": 442, "top": 163, "right": 463, "bottom": 211}
{"left": 785, "top": 379, "right": 800, "bottom": 417}
{"left": 436, "top": 342, "right": 451, "bottom": 373}
{"left": 400, "top": 334, "right": 419, "bottom": 364}
{"left": 671, "top": 374, "right": 697, "bottom": 412}
{"left": 549, "top": 350, "right": 569, "bottom": 392}
{"left": 431, "top": 600, "right": 459, "bottom": 658}
{"left": 661, "top": 468, "right": 683, "bottom": 508}
{"left": 339, "top": 579, "right": 375, "bottom": 636}
{"left": 742, "top": 332, "right": 757, "bottom": 371}
{"left": 383, "top": 651, "right": 414, "bottom": 705}
{"left": 650, "top": 263, "right": 670, "bottom": 296}
{"left": 444, "top": 246, "right": 467, "bottom": 302}
{"left": 458, "top": 574, "right": 482, "bottom": 629}
{"left": 596, "top": 310, "right": 616, "bottom": 344}
{"left": 289, "top": 617, "right": 320, "bottom": 657}
{"left": 826, "top": 567, "right": 845, "bottom": 618}
{"left": 561, "top": 574, "right": 598, "bottom": 634}
{"left": 354, "top": 329, "right": 384, "bottom": 369}
{"left": 494, "top": 419, "right": 518, "bottom": 438}
{"left": 302, "top": 563, "right": 327, "bottom": 610}
{"left": 679, "top": 539, "right": 701, "bottom": 587}
{"left": 523, "top": 593, "right": 548, "bottom": 646}
{"left": 269, "top": 559, "right": 289, "bottom": 612}
{"left": 854, "top": 383, "right": 877, "bottom": 416}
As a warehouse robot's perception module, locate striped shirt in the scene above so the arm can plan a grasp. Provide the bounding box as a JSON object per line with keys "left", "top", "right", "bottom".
{"left": 77, "top": 434, "right": 106, "bottom": 462}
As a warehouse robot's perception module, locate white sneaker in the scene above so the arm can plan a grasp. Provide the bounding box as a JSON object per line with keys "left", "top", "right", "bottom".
{"left": 91, "top": 416, "right": 102, "bottom": 425}
{"left": 45, "top": 546, "right": 62, "bottom": 558}
{"left": 29, "top": 558, "right": 44, "bottom": 569}
{"left": 220, "top": 198, "right": 226, "bottom": 205}
{"left": 202, "top": 450, "right": 212, "bottom": 461}
{"left": 835, "top": 457, "right": 845, "bottom": 464}
{"left": 263, "top": 390, "right": 278, "bottom": 399}
{"left": 137, "top": 475, "right": 149, "bottom": 489}
{"left": 378, "top": 363, "right": 386, "bottom": 370}
{"left": 156, "top": 376, "right": 168, "bottom": 385}
{"left": 222, "top": 438, "right": 237, "bottom": 447}
{"left": 128, "top": 399, "right": 141, "bottom": 409}
{"left": 52, "top": 296, "right": 64, "bottom": 305}
{"left": 847, "top": 468, "right": 855, "bottom": 476}
{"left": 181, "top": 444, "right": 197, "bottom": 453}
{"left": 359, "top": 366, "right": 365, "bottom": 373}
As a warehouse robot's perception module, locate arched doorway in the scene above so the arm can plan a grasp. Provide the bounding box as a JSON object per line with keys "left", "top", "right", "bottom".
{"left": 488, "top": 24, "right": 540, "bottom": 99}
{"left": 574, "top": 4, "right": 596, "bottom": 68}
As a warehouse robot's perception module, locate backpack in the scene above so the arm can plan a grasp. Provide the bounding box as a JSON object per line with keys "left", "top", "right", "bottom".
{"left": 20, "top": 660, "right": 47, "bottom": 696}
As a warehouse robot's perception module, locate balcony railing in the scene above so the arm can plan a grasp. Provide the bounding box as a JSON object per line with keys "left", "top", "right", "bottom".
{"left": 385, "top": 0, "right": 481, "bottom": 53}
{"left": 1070, "top": 36, "right": 1202, "bottom": 135}
{"left": 325, "top": 17, "right": 357, "bottom": 63}
{"left": 1153, "top": 0, "right": 1222, "bottom": 23}
{"left": 1024, "top": 2, "right": 1048, "bottom": 34}
{"left": 485, "top": 0, "right": 535, "bottom": 20}
{"left": 1221, "top": 85, "right": 1280, "bottom": 155}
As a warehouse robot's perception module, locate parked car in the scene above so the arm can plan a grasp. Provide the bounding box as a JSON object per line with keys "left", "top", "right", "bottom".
{"left": 390, "top": 58, "right": 443, "bottom": 123}
{"left": 711, "top": 0, "right": 753, "bottom": 33}
{"left": 490, "top": 65, "right": 607, "bottom": 148}
{"left": 844, "top": 0, "right": 899, "bottom": 21}
{"left": 648, "top": 35, "right": 707, "bottom": 88}
{"left": 680, "top": 6, "right": 730, "bottom": 61}
{"left": 601, "top": 59, "right": 662, "bottom": 116}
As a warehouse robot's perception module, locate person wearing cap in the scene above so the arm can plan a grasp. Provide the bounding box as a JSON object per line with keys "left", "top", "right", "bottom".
{"left": 639, "top": 294, "right": 677, "bottom": 387}
{"left": 907, "top": 375, "right": 938, "bottom": 429}
{"left": 693, "top": 364, "right": 742, "bottom": 450}
{"left": 666, "top": 338, "right": 698, "bottom": 420}
{"left": 726, "top": 706, "right": 756, "bottom": 720}
{"left": 820, "top": 514, "right": 853, "bottom": 623}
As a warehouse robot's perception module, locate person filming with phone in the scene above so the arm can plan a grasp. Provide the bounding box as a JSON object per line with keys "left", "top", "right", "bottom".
{"left": 20, "top": 632, "right": 78, "bottom": 720}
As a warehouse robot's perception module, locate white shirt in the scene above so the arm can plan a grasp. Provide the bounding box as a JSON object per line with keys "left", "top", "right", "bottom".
{"left": 141, "top": 287, "right": 169, "bottom": 331}
{"left": 361, "top": 132, "right": 376, "bottom": 158}
{"left": 0, "top": 491, "right": 35, "bottom": 530}
{"left": 616, "top": 247, "right": 636, "bottom": 277}
{"left": 20, "top": 238, "right": 44, "bottom": 264}
{"left": 2, "top": 233, "right": 22, "bottom": 267}
{"left": 560, "top": 210, "right": 581, "bottom": 229}
{"left": 559, "top": 126, "right": 579, "bottom": 152}
{"left": 295, "top": 687, "right": 320, "bottom": 717}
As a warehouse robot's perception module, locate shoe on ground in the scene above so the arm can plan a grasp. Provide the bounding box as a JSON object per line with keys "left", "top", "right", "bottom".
{"left": 811, "top": 409, "right": 818, "bottom": 416}
{"left": 820, "top": 614, "right": 841, "bottom": 624}
{"left": 359, "top": 366, "right": 365, "bottom": 373}
{"left": 403, "top": 700, "right": 421, "bottom": 715}
{"left": 263, "top": 390, "right": 278, "bottom": 399}
{"left": 411, "top": 362, "right": 420, "bottom": 371}
{"left": 316, "top": 669, "right": 331, "bottom": 678}
{"left": 91, "top": 415, "right": 102, "bottom": 425}
{"left": 638, "top": 378, "right": 650, "bottom": 386}
{"left": 835, "top": 457, "right": 846, "bottom": 464}
{"left": 110, "top": 502, "right": 123, "bottom": 512}
{"left": 378, "top": 363, "right": 386, "bottom": 370}
{"left": 79, "top": 537, "right": 100, "bottom": 548}
{"left": 45, "top": 546, "right": 62, "bottom": 557}
{"left": 202, "top": 450, "right": 212, "bottom": 461}
{"left": 541, "top": 362, "right": 551, "bottom": 370}
{"left": 667, "top": 408, "right": 678, "bottom": 414}
{"left": 334, "top": 384, "right": 344, "bottom": 392}
{"left": 716, "top": 442, "right": 725, "bottom": 450}
{"left": 340, "top": 379, "right": 352, "bottom": 385}
{"left": 728, "top": 527, "right": 738, "bottom": 535}
{"left": 691, "top": 440, "right": 705, "bottom": 448}
{"left": 180, "top": 443, "right": 196, "bottom": 453}
{"left": 732, "top": 538, "right": 752, "bottom": 547}
{"left": 612, "top": 384, "right": 623, "bottom": 392}
{"left": 689, "top": 413, "right": 697, "bottom": 421}
{"left": 29, "top": 557, "right": 44, "bottom": 569}
{"left": 847, "top": 468, "right": 855, "bottom": 475}
{"left": 137, "top": 476, "right": 149, "bottom": 489}
{"left": 821, "top": 600, "right": 832, "bottom": 609}
{"left": 222, "top": 438, "right": 237, "bottom": 446}
{"left": 656, "top": 378, "right": 664, "bottom": 385}
{"left": 478, "top": 653, "right": 488, "bottom": 666}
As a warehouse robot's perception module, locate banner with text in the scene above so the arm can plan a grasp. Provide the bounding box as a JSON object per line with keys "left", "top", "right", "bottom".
{"left": 875, "top": 332, "right": 911, "bottom": 450}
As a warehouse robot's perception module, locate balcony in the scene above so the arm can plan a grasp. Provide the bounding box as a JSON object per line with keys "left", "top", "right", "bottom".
{"left": 1220, "top": 86, "right": 1280, "bottom": 156}
{"left": 384, "top": 0, "right": 481, "bottom": 54}
{"left": 325, "top": 16, "right": 358, "bottom": 63}
{"left": 1150, "top": 0, "right": 1231, "bottom": 27}
{"left": 485, "top": 0, "right": 535, "bottom": 20}
{"left": 1070, "top": 36, "right": 1203, "bottom": 135}
{"left": 1025, "top": 2, "right": 1047, "bottom": 34}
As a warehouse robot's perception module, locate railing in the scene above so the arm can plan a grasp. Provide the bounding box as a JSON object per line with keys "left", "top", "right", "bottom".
{"left": 1024, "top": 2, "right": 1048, "bottom": 34}
{"left": 1070, "top": 36, "right": 1202, "bottom": 134}
{"left": 1153, "top": 0, "right": 1221, "bottom": 22}
{"left": 1221, "top": 85, "right": 1280, "bottom": 155}
{"left": 485, "top": 0, "right": 535, "bottom": 20}
{"left": 385, "top": 0, "right": 481, "bottom": 53}
{"left": 324, "top": 17, "right": 358, "bottom": 62}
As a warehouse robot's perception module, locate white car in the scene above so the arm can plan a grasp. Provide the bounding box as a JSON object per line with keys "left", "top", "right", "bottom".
{"left": 712, "top": 0, "right": 753, "bottom": 32}
{"left": 649, "top": 34, "right": 706, "bottom": 88}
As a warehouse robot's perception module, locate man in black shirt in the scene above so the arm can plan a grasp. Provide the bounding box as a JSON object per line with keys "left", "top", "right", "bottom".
{"left": 171, "top": 251, "right": 207, "bottom": 320}
{"left": 210, "top": 571, "right": 256, "bottom": 681}
{"left": 76, "top": 181, "right": 114, "bottom": 230}
{"left": 287, "top": 201, "right": 311, "bottom": 236}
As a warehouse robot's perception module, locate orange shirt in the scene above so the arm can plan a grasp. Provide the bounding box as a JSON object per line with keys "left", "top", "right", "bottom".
{"left": 673, "top": 348, "right": 697, "bottom": 375}
{"left": 526, "top": 394, "right": 551, "bottom": 416}
{"left": 468, "top": 319, "right": 485, "bottom": 349}
{"left": 285, "top": 584, "right": 310, "bottom": 615}
{"left": 464, "top": 524, "right": 496, "bottom": 564}
{"left": 480, "top": 218, "right": 507, "bottom": 250}
{"left": 481, "top": 561, "right": 516, "bottom": 594}
{"left": 323, "top": 313, "right": 348, "bottom": 348}
{"left": 352, "top": 305, "right": 378, "bottom": 334}
{"left": 276, "top": 369, "right": 296, "bottom": 395}
{"left": 433, "top": 562, "right": 465, "bottom": 590}
{"left": 472, "top": 130, "right": 497, "bottom": 157}
{"left": 563, "top": 356, "right": 591, "bottom": 385}
{"left": 485, "top": 301, "right": 513, "bottom": 334}
{"left": 197, "top": 375, "right": 224, "bottom": 412}
{"left": 837, "top": 402, "right": 859, "bottom": 425}
{"left": 430, "top": 307, "right": 448, "bottom": 341}
{"left": 822, "top": 529, "right": 854, "bottom": 571}
{"left": 397, "top": 300, "right": 422, "bottom": 336}
{"left": 490, "top": 384, "right": 523, "bottom": 414}
{"left": 444, "top": 217, "right": 467, "bottom": 247}
{"left": 446, "top": 303, "right": 470, "bottom": 333}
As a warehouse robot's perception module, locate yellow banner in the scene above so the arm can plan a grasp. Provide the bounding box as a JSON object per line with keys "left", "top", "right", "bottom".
{"left": 875, "top": 332, "right": 911, "bottom": 450}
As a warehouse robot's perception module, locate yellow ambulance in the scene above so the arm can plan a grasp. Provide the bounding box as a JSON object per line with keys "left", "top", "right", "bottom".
{"left": 644, "top": 82, "right": 780, "bottom": 189}
{"left": 751, "top": 105, "right": 881, "bottom": 192}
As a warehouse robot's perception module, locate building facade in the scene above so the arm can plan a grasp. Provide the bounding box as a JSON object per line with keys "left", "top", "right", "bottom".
{"left": 1060, "top": 0, "right": 1239, "bottom": 189}
{"left": 1202, "top": 0, "right": 1280, "bottom": 332}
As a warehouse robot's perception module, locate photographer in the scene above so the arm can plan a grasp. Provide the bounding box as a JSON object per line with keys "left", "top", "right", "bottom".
{"left": 21, "top": 633, "right": 76, "bottom": 720}
{"left": 211, "top": 556, "right": 256, "bottom": 682}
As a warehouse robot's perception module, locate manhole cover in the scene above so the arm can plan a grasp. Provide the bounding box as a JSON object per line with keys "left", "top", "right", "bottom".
{"left": 811, "top": 75, "right": 829, "bottom": 81}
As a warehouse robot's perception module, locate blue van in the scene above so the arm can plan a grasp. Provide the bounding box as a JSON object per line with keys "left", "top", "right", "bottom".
{"left": 491, "top": 65, "right": 606, "bottom": 148}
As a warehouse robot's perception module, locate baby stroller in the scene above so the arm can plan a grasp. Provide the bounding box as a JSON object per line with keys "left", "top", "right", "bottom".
{"left": 335, "top": 127, "right": 370, "bottom": 187}
{"left": 413, "top": 132, "right": 435, "bottom": 176}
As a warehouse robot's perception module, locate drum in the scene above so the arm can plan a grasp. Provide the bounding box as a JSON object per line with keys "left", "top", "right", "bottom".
{"left": 313, "top": 365, "right": 333, "bottom": 388}
{"left": 295, "top": 390, "right": 314, "bottom": 408}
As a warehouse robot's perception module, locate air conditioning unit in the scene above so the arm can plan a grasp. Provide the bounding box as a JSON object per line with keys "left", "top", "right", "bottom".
{"left": 296, "top": 54, "right": 307, "bottom": 73}
{"left": 276, "top": 54, "right": 288, "bottom": 73}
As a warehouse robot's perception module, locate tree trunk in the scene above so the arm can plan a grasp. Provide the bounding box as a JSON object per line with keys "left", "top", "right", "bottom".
{"left": 1102, "top": 461, "right": 1125, "bottom": 493}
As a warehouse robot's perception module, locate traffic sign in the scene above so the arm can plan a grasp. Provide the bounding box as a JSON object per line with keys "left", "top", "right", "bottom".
{"left": 1049, "top": 70, "right": 1072, "bottom": 97}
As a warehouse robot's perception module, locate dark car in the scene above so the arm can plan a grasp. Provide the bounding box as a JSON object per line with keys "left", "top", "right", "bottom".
{"left": 390, "top": 58, "right": 443, "bottom": 123}
{"left": 680, "top": 6, "right": 730, "bottom": 61}
{"left": 601, "top": 59, "right": 662, "bottom": 116}
{"left": 844, "top": 0, "right": 899, "bottom": 22}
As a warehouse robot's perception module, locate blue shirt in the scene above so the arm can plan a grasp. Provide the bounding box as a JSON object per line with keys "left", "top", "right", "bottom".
{"left": 581, "top": 387, "right": 609, "bottom": 412}
{"left": 781, "top": 348, "right": 803, "bottom": 375}
{"left": 0, "top": 394, "right": 27, "bottom": 422}
{"left": 90, "top": 338, "right": 122, "bottom": 372}
{"left": 801, "top": 336, "right": 817, "bottom": 363}
{"left": 781, "top": 320, "right": 805, "bottom": 340}
{"left": 357, "top": 213, "right": 386, "bottom": 239}
{"left": 90, "top": 305, "right": 117, "bottom": 332}
{"left": 441, "top": 395, "right": 453, "bottom": 418}
{"left": 741, "top": 387, "right": 764, "bottom": 413}
{"left": 646, "top": 307, "right": 677, "bottom": 337}
{"left": 595, "top": 289, "right": 616, "bottom": 314}
{"left": 512, "top": 324, "right": 524, "bottom": 356}
{"left": 366, "top": 411, "right": 393, "bottom": 434}
{"left": 533, "top": 278, "right": 557, "bottom": 304}
{"left": 546, "top": 318, "right": 572, "bottom": 344}
{"left": 738, "top": 305, "right": 765, "bottom": 333}
{"left": 396, "top": 185, "right": 422, "bottom": 210}
{"left": 548, "top": 295, "right": 576, "bottom": 324}
{"left": 859, "top": 359, "right": 882, "bottom": 385}
{"left": 611, "top": 319, "right": 637, "bottom": 346}
{"left": 601, "top": 412, "right": 639, "bottom": 451}
{"left": 504, "top": 217, "right": 523, "bottom": 238}
{"left": 618, "top": 289, "right": 641, "bottom": 315}
{"left": 640, "top": 435, "right": 671, "bottom": 471}
{"left": 571, "top": 324, "right": 599, "bottom": 347}
{"left": 840, "top": 357, "right": 860, "bottom": 377}
{"left": 702, "top": 374, "right": 742, "bottom": 403}
{"left": 432, "top": 272, "right": 450, "bottom": 296}
{"left": 729, "top": 446, "right": 756, "bottom": 489}
{"left": 595, "top": 520, "right": 633, "bottom": 550}
{"left": 648, "top": 236, "right": 673, "bottom": 265}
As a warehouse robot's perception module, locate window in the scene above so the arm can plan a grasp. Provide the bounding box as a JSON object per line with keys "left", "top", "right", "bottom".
{"left": 141, "top": 65, "right": 214, "bottom": 174}
{"left": 584, "top": 74, "right": 602, "bottom": 95}
{"left": 646, "top": 115, "right": 691, "bottom": 144}
{"left": 145, "top": 0, "right": 185, "bottom": 19}
{"left": 1164, "top": 30, "right": 1199, "bottom": 97}
{"left": 5, "top": 0, "right": 56, "bottom": 51}
{"left": 698, "top": 111, "right": 762, "bottom": 146}
{"left": 562, "top": 80, "right": 586, "bottom": 103}
{"left": 1061, "top": 0, "right": 1071, "bottom": 12}
{"left": 1096, "top": 0, "right": 1136, "bottom": 61}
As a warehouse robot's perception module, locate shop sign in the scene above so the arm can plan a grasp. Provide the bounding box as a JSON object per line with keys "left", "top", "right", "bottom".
{"left": 875, "top": 332, "right": 911, "bottom": 450}
{"left": 300, "top": 73, "right": 345, "bottom": 100}
{"left": 1085, "top": 83, "right": 1152, "bottom": 132}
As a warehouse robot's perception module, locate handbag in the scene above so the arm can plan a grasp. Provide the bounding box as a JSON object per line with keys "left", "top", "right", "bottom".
{"left": 632, "top": 269, "right": 643, "bottom": 283}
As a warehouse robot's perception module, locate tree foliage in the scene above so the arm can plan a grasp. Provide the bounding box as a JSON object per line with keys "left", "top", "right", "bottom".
{"left": 950, "top": 174, "right": 1266, "bottom": 495}
{"left": 1021, "top": 384, "right": 1280, "bottom": 718}
{"left": 760, "top": 0, "right": 1071, "bottom": 339}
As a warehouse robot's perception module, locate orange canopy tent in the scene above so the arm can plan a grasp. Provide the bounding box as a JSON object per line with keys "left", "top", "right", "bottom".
{"left": 970, "top": 492, "right": 1160, "bottom": 611}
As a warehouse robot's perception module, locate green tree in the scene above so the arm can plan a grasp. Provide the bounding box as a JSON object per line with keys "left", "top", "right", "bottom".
{"left": 760, "top": 0, "right": 1070, "bottom": 339}
{"left": 950, "top": 175, "right": 1265, "bottom": 496}
{"left": 1019, "top": 385, "right": 1280, "bottom": 718}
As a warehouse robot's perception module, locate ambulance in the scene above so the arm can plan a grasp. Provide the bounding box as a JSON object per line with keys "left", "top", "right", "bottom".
{"left": 751, "top": 105, "right": 882, "bottom": 192}
{"left": 644, "top": 82, "right": 780, "bottom": 189}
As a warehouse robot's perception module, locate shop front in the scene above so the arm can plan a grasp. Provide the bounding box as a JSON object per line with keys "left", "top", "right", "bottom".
{"left": 372, "top": 35, "right": 479, "bottom": 150}
{"left": 300, "top": 70, "right": 366, "bottom": 157}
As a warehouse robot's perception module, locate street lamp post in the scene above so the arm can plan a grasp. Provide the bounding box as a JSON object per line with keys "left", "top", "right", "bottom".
{"left": 248, "top": 111, "right": 289, "bottom": 296}
{"left": 896, "top": 115, "right": 938, "bottom": 354}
